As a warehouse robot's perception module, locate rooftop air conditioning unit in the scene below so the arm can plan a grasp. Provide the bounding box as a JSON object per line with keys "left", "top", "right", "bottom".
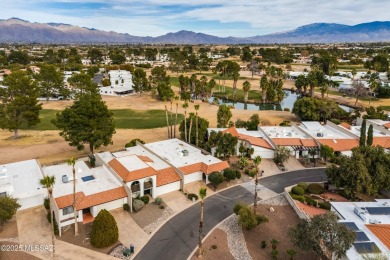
{"left": 317, "top": 133, "right": 324, "bottom": 137}
{"left": 62, "top": 175, "right": 69, "bottom": 183}
{"left": 182, "top": 150, "right": 189, "bottom": 156}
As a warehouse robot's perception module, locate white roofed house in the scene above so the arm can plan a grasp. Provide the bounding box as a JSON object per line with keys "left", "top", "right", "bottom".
{"left": 42, "top": 160, "right": 128, "bottom": 236}
{"left": 0, "top": 160, "right": 47, "bottom": 211}
{"left": 99, "top": 70, "right": 134, "bottom": 96}
{"left": 96, "top": 139, "right": 229, "bottom": 208}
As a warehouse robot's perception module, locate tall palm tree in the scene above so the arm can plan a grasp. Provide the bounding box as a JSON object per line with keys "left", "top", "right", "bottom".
{"left": 67, "top": 157, "right": 79, "bottom": 236}
{"left": 165, "top": 104, "right": 171, "bottom": 139}
{"left": 40, "top": 175, "right": 56, "bottom": 258}
{"left": 253, "top": 156, "right": 262, "bottom": 213}
{"left": 232, "top": 71, "right": 240, "bottom": 98}
{"left": 243, "top": 81, "right": 251, "bottom": 103}
{"left": 194, "top": 104, "right": 200, "bottom": 147}
{"left": 170, "top": 101, "right": 174, "bottom": 138}
{"left": 208, "top": 79, "right": 216, "bottom": 98}
{"left": 198, "top": 187, "right": 207, "bottom": 258}
{"left": 188, "top": 115, "right": 193, "bottom": 144}
{"left": 260, "top": 75, "right": 268, "bottom": 103}
{"left": 174, "top": 101, "right": 178, "bottom": 138}
{"left": 183, "top": 102, "right": 188, "bottom": 142}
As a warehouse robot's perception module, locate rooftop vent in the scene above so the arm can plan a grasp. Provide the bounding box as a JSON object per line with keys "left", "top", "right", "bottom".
{"left": 317, "top": 133, "right": 324, "bottom": 137}
{"left": 62, "top": 175, "right": 68, "bottom": 183}
{"left": 182, "top": 150, "right": 189, "bottom": 156}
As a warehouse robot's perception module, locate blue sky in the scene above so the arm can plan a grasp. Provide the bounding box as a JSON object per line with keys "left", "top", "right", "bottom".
{"left": 2, "top": 0, "right": 390, "bottom": 37}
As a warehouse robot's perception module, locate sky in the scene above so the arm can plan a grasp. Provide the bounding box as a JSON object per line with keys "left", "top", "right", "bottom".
{"left": 2, "top": 0, "right": 390, "bottom": 37}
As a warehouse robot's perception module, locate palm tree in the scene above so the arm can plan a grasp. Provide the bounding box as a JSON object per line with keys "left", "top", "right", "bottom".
{"left": 188, "top": 115, "right": 193, "bottom": 144}
{"left": 67, "top": 157, "right": 79, "bottom": 236}
{"left": 368, "top": 74, "right": 379, "bottom": 106}
{"left": 232, "top": 71, "right": 240, "bottom": 98}
{"left": 183, "top": 102, "right": 188, "bottom": 142}
{"left": 253, "top": 156, "right": 262, "bottom": 213}
{"left": 243, "top": 81, "right": 251, "bottom": 103}
{"left": 198, "top": 187, "right": 207, "bottom": 258}
{"left": 165, "top": 104, "right": 171, "bottom": 138}
{"left": 174, "top": 101, "right": 178, "bottom": 138}
{"left": 260, "top": 75, "right": 268, "bottom": 103}
{"left": 194, "top": 104, "right": 200, "bottom": 147}
{"left": 40, "top": 175, "right": 56, "bottom": 258}
{"left": 208, "top": 79, "right": 216, "bottom": 98}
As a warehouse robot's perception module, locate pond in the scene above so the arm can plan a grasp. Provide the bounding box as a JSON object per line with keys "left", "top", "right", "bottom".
{"left": 209, "top": 90, "right": 351, "bottom": 112}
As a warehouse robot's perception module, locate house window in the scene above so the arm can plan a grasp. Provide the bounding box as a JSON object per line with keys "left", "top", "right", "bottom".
{"left": 62, "top": 206, "right": 74, "bottom": 215}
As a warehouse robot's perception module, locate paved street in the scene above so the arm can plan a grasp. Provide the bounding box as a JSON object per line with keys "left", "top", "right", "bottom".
{"left": 135, "top": 168, "right": 327, "bottom": 260}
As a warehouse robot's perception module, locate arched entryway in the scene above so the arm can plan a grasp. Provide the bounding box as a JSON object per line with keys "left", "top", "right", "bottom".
{"left": 131, "top": 181, "right": 141, "bottom": 198}
{"left": 144, "top": 178, "right": 153, "bottom": 196}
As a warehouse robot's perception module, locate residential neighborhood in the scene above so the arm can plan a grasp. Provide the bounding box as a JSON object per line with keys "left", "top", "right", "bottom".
{"left": 1, "top": 2, "right": 390, "bottom": 259}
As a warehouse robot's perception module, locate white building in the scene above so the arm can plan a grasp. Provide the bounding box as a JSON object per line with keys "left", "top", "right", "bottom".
{"left": 43, "top": 160, "right": 128, "bottom": 235}
{"left": 0, "top": 160, "right": 47, "bottom": 210}
{"left": 99, "top": 70, "right": 134, "bottom": 96}
{"left": 331, "top": 200, "right": 390, "bottom": 259}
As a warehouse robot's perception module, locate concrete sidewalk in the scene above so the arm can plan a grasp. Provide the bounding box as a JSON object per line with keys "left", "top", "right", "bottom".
{"left": 240, "top": 182, "right": 278, "bottom": 200}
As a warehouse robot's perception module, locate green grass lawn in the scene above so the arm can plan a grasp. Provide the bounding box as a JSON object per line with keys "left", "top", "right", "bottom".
{"left": 378, "top": 105, "right": 390, "bottom": 111}
{"left": 29, "top": 109, "right": 184, "bottom": 130}
{"left": 170, "top": 76, "right": 180, "bottom": 87}
{"left": 213, "top": 85, "right": 262, "bottom": 102}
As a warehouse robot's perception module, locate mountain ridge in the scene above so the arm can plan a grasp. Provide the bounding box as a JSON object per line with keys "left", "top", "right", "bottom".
{"left": 1, "top": 18, "right": 390, "bottom": 44}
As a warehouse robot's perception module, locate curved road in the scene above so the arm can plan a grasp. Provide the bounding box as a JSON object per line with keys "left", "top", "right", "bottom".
{"left": 135, "top": 168, "right": 326, "bottom": 260}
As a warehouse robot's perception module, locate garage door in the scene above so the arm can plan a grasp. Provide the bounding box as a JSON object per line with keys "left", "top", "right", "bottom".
{"left": 18, "top": 194, "right": 45, "bottom": 211}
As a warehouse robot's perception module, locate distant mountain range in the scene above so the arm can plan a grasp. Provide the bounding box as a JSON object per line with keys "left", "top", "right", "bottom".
{"left": 1, "top": 18, "right": 390, "bottom": 44}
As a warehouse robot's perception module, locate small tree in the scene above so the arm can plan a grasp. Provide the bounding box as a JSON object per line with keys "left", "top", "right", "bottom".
{"left": 90, "top": 209, "right": 119, "bottom": 248}
{"left": 360, "top": 119, "right": 367, "bottom": 147}
{"left": 217, "top": 104, "right": 232, "bottom": 128}
{"left": 237, "top": 203, "right": 268, "bottom": 230}
{"left": 0, "top": 196, "right": 21, "bottom": 227}
{"left": 289, "top": 212, "right": 355, "bottom": 259}
{"left": 208, "top": 172, "right": 224, "bottom": 191}
{"left": 367, "top": 124, "right": 373, "bottom": 146}
{"left": 125, "top": 138, "right": 145, "bottom": 148}
{"left": 223, "top": 168, "right": 237, "bottom": 182}
{"left": 274, "top": 146, "right": 290, "bottom": 165}
{"left": 320, "top": 145, "right": 334, "bottom": 163}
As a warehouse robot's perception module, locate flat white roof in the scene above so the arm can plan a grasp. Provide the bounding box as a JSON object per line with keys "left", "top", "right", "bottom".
{"left": 43, "top": 160, "right": 123, "bottom": 199}
{"left": 348, "top": 126, "right": 389, "bottom": 137}
{"left": 300, "top": 122, "right": 353, "bottom": 139}
{"left": 207, "top": 128, "right": 265, "bottom": 138}
{"left": 332, "top": 200, "right": 390, "bottom": 258}
{"left": 0, "top": 159, "right": 45, "bottom": 198}
{"left": 144, "top": 138, "right": 221, "bottom": 168}
{"left": 120, "top": 146, "right": 170, "bottom": 170}
{"left": 260, "top": 126, "right": 307, "bottom": 139}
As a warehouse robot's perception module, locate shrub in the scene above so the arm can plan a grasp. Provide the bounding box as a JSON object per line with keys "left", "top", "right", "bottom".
{"left": 279, "top": 120, "right": 291, "bottom": 126}
{"left": 270, "top": 238, "right": 280, "bottom": 249}
{"left": 291, "top": 186, "right": 305, "bottom": 196}
{"left": 233, "top": 202, "right": 245, "bottom": 215}
{"left": 261, "top": 240, "right": 267, "bottom": 249}
{"left": 46, "top": 211, "right": 59, "bottom": 235}
{"left": 289, "top": 193, "right": 305, "bottom": 203}
{"left": 208, "top": 172, "right": 224, "bottom": 190}
{"left": 256, "top": 214, "right": 269, "bottom": 225}
{"left": 223, "top": 168, "right": 237, "bottom": 181}
{"left": 271, "top": 249, "right": 279, "bottom": 260}
{"left": 287, "top": 249, "right": 297, "bottom": 260}
{"left": 125, "top": 138, "right": 145, "bottom": 148}
{"left": 123, "top": 203, "right": 130, "bottom": 211}
{"left": 211, "top": 245, "right": 217, "bottom": 249}
{"left": 297, "top": 182, "right": 308, "bottom": 191}
{"left": 307, "top": 183, "right": 325, "bottom": 194}
{"left": 235, "top": 170, "right": 241, "bottom": 179}
{"left": 154, "top": 197, "right": 162, "bottom": 205}
{"left": 90, "top": 209, "right": 119, "bottom": 248}
{"left": 238, "top": 206, "right": 258, "bottom": 230}
{"left": 249, "top": 169, "right": 257, "bottom": 177}
{"left": 140, "top": 195, "right": 150, "bottom": 204}
{"left": 284, "top": 108, "right": 291, "bottom": 112}
{"left": 329, "top": 118, "right": 340, "bottom": 125}
{"left": 44, "top": 198, "right": 50, "bottom": 210}
{"left": 319, "top": 201, "right": 331, "bottom": 210}
{"left": 304, "top": 195, "right": 316, "bottom": 206}
{"left": 159, "top": 205, "right": 165, "bottom": 209}
{"left": 244, "top": 169, "right": 250, "bottom": 175}
{"left": 187, "top": 193, "right": 199, "bottom": 201}
{"left": 133, "top": 199, "right": 144, "bottom": 212}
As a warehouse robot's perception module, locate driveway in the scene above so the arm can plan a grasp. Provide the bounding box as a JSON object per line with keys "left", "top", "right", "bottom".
{"left": 135, "top": 168, "right": 327, "bottom": 260}
{"left": 134, "top": 185, "right": 253, "bottom": 260}
{"left": 16, "top": 206, "right": 52, "bottom": 259}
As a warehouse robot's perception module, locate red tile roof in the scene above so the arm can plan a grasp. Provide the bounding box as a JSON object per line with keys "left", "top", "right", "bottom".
{"left": 108, "top": 159, "right": 157, "bottom": 182}
{"left": 373, "top": 137, "right": 390, "bottom": 149}
{"left": 383, "top": 122, "right": 390, "bottom": 129}
{"left": 366, "top": 224, "right": 390, "bottom": 250}
{"left": 156, "top": 167, "right": 181, "bottom": 187}
{"left": 222, "top": 126, "right": 239, "bottom": 136}
{"left": 55, "top": 187, "right": 127, "bottom": 210}
{"left": 318, "top": 139, "right": 359, "bottom": 152}
{"left": 179, "top": 161, "right": 229, "bottom": 175}
{"left": 272, "top": 138, "right": 304, "bottom": 146}
{"left": 300, "top": 139, "right": 318, "bottom": 147}
{"left": 238, "top": 134, "right": 273, "bottom": 149}
{"left": 339, "top": 122, "right": 352, "bottom": 130}
{"left": 137, "top": 155, "right": 154, "bottom": 163}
